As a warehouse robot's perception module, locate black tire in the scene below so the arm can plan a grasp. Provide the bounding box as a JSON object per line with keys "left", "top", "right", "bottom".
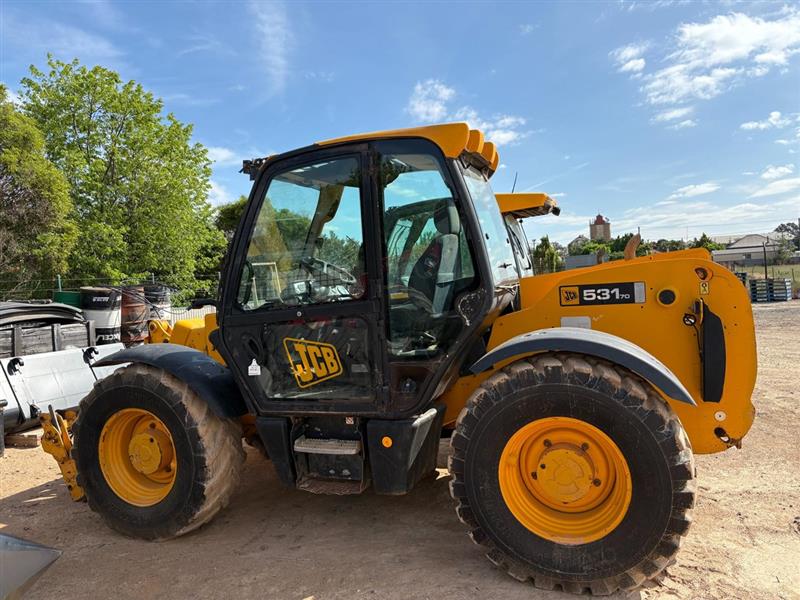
{"left": 72, "top": 363, "right": 245, "bottom": 540}
{"left": 449, "top": 353, "right": 695, "bottom": 595}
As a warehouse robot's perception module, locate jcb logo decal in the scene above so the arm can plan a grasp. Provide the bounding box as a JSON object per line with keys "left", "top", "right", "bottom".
{"left": 283, "top": 338, "right": 343, "bottom": 388}
{"left": 560, "top": 286, "right": 580, "bottom": 306}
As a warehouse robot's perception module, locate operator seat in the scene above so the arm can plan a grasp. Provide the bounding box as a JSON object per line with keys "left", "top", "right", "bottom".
{"left": 408, "top": 202, "right": 461, "bottom": 317}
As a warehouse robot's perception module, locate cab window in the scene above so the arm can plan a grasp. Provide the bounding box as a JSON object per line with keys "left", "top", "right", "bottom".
{"left": 237, "top": 157, "right": 365, "bottom": 310}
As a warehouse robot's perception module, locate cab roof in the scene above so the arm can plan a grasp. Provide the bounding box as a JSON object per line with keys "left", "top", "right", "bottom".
{"left": 242, "top": 123, "right": 501, "bottom": 180}
{"left": 317, "top": 122, "right": 500, "bottom": 175}
{"left": 495, "top": 193, "right": 560, "bottom": 218}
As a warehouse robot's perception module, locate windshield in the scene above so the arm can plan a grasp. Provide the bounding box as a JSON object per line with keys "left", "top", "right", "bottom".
{"left": 460, "top": 165, "right": 518, "bottom": 287}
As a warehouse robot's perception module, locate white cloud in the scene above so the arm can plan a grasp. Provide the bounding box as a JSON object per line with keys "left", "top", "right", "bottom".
{"left": 520, "top": 24, "right": 536, "bottom": 35}
{"left": 249, "top": 1, "right": 292, "bottom": 96}
{"left": 668, "top": 182, "right": 720, "bottom": 199}
{"left": 653, "top": 106, "right": 695, "bottom": 122}
{"left": 406, "top": 79, "right": 455, "bottom": 122}
{"left": 740, "top": 110, "right": 792, "bottom": 130}
{"left": 452, "top": 107, "right": 528, "bottom": 145}
{"left": 620, "top": 58, "right": 646, "bottom": 73}
{"left": 3, "top": 15, "right": 125, "bottom": 69}
{"left": 610, "top": 42, "right": 649, "bottom": 72}
{"left": 206, "top": 146, "right": 241, "bottom": 167}
{"left": 631, "top": 10, "right": 800, "bottom": 110}
{"left": 668, "top": 119, "right": 698, "bottom": 130}
{"left": 178, "top": 34, "right": 230, "bottom": 57}
{"left": 750, "top": 177, "right": 800, "bottom": 197}
{"left": 3, "top": 86, "right": 21, "bottom": 106}
{"left": 760, "top": 164, "right": 794, "bottom": 180}
{"left": 406, "top": 80, "right": 528, "bottom": 146}
{"left": 208, "top": 180, "right": 234, "bottom": 205}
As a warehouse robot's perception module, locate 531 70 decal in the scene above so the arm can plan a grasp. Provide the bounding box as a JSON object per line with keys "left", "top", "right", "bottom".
{"left": 559, "top": 282, "right": 646, "bottom": 306}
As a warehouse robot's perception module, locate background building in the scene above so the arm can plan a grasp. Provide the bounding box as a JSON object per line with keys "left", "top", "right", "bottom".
{"left": 590, "top": 214, "right": 611, "bottom": 241}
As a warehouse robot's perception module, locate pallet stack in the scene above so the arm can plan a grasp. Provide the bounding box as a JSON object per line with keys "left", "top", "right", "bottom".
{"left": 748, "top": 278, "right": 792, "bottom": 302}
{"left": 770, "top": 278, "right": 792, "bottom": 302}
{"left": 749, "top": 279, "right": 770, "bottom": 303}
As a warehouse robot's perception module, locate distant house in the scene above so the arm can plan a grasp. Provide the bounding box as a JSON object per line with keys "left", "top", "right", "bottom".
{"left": 712, "top": 231, "right": 794, "bottom": 267}
{"left": 568, "top": 235, "right": 590, "bottom": 255}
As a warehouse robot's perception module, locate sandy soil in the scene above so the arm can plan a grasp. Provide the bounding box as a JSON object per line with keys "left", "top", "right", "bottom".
{"left": 2, "top": 302, "right": 799, "bottom": 600}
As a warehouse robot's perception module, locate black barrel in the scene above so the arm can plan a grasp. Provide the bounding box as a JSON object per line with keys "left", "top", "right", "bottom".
{"left": 80, "top": 287, "right": 122, "bottom": 344}
{"left": 144, "top": 284, "right": 171, "bottom": 320}
{"left": 121, "top": 285, "right": 148, "bottom": 346}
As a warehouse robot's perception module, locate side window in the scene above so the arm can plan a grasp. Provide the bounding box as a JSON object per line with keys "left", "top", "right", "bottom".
{"left": 237, "top": 157, "right": 365, "bottom": 310}
{"left": 380, "top": 151, "right": 477, "bottom": 356}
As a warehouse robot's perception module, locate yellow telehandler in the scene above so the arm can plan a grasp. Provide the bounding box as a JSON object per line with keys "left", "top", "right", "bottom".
{"left": 42, "top": 123, "right": 756, "bottom": 595}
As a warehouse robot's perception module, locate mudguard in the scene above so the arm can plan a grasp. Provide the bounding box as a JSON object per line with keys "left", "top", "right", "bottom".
{"left": 93, "top": 344, "right": 248, "bottom": 418}
{"left": 470, "top": 327, "right": 695, "bottom": 405}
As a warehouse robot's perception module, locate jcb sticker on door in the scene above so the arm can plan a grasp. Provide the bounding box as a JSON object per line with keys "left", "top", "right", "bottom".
{"left": 559, "top": 282, "right": 646, "bottom": 306}
{"left": 283, "top": 337, "right": 343, "bottom": 388}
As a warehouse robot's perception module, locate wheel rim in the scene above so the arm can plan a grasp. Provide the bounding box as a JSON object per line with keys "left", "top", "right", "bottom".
{"left": 98, "top": 408, "right": 177, "bottom": 507}
{"left": 498, "top": 416, "right": 632, "bottom": 545}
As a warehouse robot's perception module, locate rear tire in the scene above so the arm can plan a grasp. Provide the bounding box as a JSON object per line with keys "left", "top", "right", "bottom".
{"left": 72, "top": 363, "right": 245, "bottom": 540}
{"left": 448, "top": 353, "right": 694, "bottom": 595}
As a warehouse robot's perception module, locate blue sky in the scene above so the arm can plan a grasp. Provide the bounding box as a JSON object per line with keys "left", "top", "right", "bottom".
{"left": 1, "top": 0, "right": 798, "bottom": 244}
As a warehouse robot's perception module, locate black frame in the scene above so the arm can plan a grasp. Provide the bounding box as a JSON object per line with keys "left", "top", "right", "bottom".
{"left": 216, "top": 137, "right": 514, "bottom": 419}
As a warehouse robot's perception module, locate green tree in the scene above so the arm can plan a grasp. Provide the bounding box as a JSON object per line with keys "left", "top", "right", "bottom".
{"left": 215, "top": 195, "right": 248, "bottom": 240}
{"left": 20, "top": 57, "right": 225, "bottom": 291}
{"left": 654, "top": 238, "right": 687, "bottom": 252}
{"left": 691, "top": 233, "right": 724, "bottom": 252}
{"left": 532, "top": 235, "right": 563, "bottom": 274}
{"left": 0, "top": 85, "right": 76, "bottom": 295}
{"left": 774, "top": 222, "right": 799, "bottom": 250}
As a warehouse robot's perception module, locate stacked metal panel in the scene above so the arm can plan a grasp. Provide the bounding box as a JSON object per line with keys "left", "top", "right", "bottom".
{"left": 770, "top": 278, "right": 792, "bottom": 301}
{"left": 748, "top": 278, "right": 792, "bottom": 302}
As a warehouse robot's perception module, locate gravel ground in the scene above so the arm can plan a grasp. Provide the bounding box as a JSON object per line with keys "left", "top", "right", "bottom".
{"left": 1, "top": 301, "right": 798, "bottom": 600}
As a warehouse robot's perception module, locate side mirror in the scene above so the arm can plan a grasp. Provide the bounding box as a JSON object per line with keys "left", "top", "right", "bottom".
{"left": 188, "top": 297, "right": 219, "bottom": 310}
{"left": 237, "top": 259, "right": 255, "bottom": 306}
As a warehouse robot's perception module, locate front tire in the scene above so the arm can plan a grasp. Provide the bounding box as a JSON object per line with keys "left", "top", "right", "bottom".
{"left": 72, "top": 364, "right": 245, "bottom": 540}
{"left": 449, "top": 354, "right": 695, "bottom": 595}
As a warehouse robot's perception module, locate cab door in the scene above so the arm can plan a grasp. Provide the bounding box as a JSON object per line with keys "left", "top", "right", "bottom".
{"left": 218, "top": 144, "right": 388, "bottom": 415}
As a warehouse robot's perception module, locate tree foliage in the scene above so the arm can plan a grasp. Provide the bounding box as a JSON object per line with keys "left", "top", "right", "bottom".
{"left": 691, "top": 233, "right": 724, "bottom": 252}
{"left": 532, "top": 235, "right": 563, "bottom": 274}
{"left": 215, "top": 195, "right": 248, "bottom": 240}
{"left": 775, "top": 221, "right": 799, "bottom": 250}
{"left": 0, "top": 85, "right": 76, "bottom": 292}
{"left": 20, "top": 57, "right": 225, "bottom": 290}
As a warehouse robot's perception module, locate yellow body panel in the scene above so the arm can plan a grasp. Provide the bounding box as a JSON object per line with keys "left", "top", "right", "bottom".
{"left": 440, "top": 249, "right": 757, "bottom": 455}
{"left": 317, "top": 122, "right": 500, "bottom": 172}
{"left": 149, "top": 313, "right": 225, "bottom": 364}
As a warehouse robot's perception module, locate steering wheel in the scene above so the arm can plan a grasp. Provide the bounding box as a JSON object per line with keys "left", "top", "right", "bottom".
{"left": 299, "top": 256, "right": 356, "bottom": 287}
{"left": 388, "top": 283, "right": 433, "bottom": 314}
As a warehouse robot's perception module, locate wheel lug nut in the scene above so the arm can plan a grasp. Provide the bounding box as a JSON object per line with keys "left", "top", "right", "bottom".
{"left": 530, "top": 471, "right": 537, "bottom": 480}
{"left": 581, "top": 443, "right": 589, "bottom": 451}
{"left": 593, "top": 479, "right": 601, "bottom": 486}
{"left": 540, "top": 464, "right": 547, "bottom": 470}
{"left": 543, "top": 439, "right": 552, "bottom": 447}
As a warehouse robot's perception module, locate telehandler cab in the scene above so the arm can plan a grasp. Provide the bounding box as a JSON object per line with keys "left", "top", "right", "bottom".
{"left": 51, "top": 123, "right": 756, "bottom": 594}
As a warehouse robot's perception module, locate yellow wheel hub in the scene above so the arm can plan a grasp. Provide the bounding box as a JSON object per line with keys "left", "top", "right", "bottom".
{"left": 499, "top": 417, "right": 632, "bottom": 545}
{"left": 98, "top": 409, "right": 177, "bottom": 507}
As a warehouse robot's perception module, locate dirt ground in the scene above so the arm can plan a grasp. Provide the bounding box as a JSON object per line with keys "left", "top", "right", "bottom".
{"left": 2, "top": 302, "right": 799, "bottom": 600}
